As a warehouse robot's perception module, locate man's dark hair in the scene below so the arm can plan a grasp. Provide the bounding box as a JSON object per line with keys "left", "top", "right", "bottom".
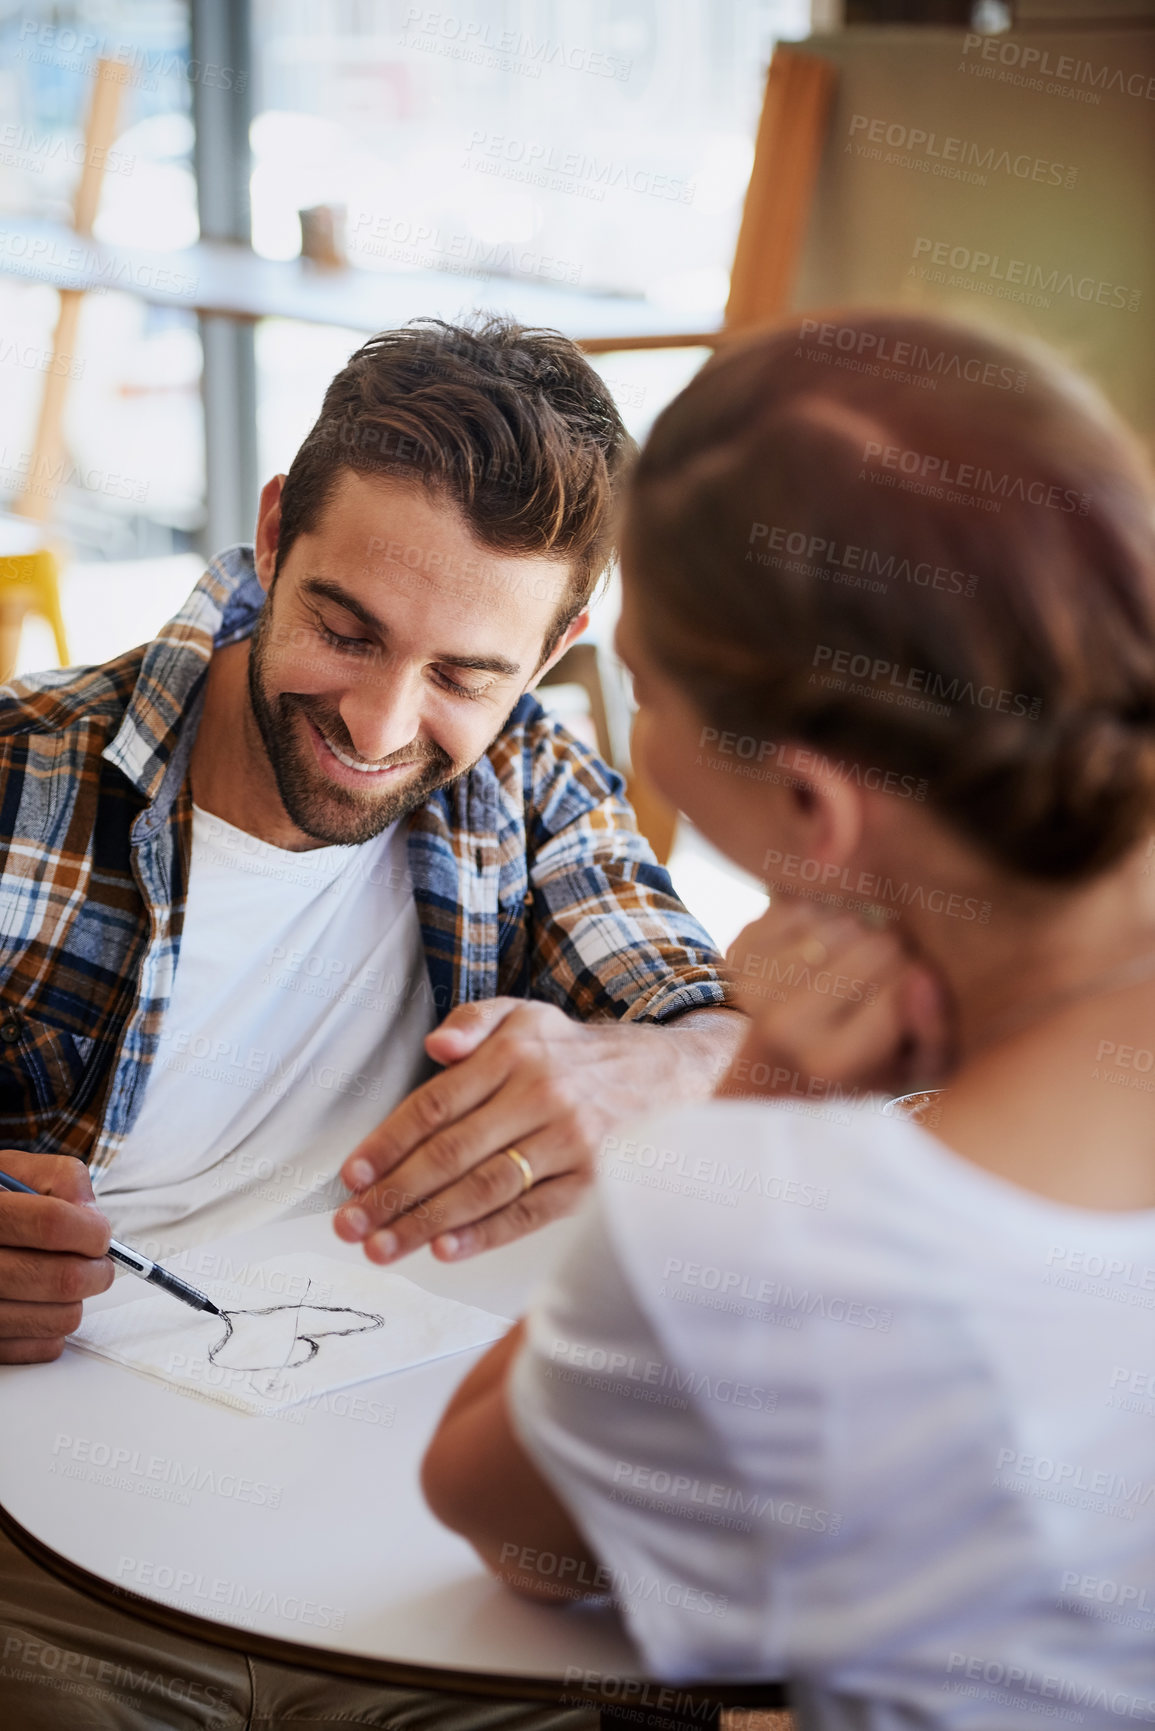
{"left": 276, "top": 314, "right": 635, "bottom": 650}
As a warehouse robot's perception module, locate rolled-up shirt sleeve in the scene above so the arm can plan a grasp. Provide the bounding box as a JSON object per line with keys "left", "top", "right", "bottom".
{"left": 522, "top": 717, "right": 737, "bottom": 1024}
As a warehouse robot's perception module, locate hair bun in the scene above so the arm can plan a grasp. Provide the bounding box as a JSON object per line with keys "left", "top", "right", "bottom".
{"left": 954, "top": 708, "right": 1155, "bottom": 880}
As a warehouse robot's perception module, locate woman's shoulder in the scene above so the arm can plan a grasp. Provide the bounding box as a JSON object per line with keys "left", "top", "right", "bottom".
{"left": 593, "top": 1098, "right": 940, "bottom": 1333}
{"left": 597, "top": 1095, "right": 923, "bottom": 1240}
{"left": 596, "top": 1093, "right": 1155, "bottom": 1329}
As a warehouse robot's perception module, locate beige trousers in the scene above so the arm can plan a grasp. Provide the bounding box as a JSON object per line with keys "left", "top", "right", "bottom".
{"left": 0, "top": 1523, "right": 598, "bottom": 1730}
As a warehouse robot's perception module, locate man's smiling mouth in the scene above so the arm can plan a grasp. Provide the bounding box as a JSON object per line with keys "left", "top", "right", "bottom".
{"left": 315, "top": 722, "right": 413, "bottom": 776}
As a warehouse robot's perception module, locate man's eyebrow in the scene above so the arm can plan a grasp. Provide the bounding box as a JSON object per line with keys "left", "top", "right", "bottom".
{"left": 302, "top": 576, "right": 385, "bottom": 633}
{"left": 301, "top": 576, "right": 520, "bottom": 677}
{"left": 435, "top": 650, "right": 521, "bottom": 676}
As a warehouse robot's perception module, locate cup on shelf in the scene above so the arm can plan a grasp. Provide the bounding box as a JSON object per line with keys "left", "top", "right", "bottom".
{"left": 298, "top": 204, "right": 348, "bottom": 269}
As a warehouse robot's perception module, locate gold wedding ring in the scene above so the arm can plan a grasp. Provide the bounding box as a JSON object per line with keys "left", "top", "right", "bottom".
{"left": 502, "top": 1146, "right": 535, "bottom": 1194}
{"left": 800, "top": 938, "right": 829, "bottom": 967}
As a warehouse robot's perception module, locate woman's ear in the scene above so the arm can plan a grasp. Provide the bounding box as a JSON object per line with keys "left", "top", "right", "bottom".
{"left": 775, "top": 751, "right": 865, "bottom": 875}
{"left": 254, "top": 476, "right": 287, "bottom": 592}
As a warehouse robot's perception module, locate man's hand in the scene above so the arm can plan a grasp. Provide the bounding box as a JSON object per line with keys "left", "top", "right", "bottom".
{"left": 335, "top": 998, "right": 743, "bottom": 1264}
{"left": 718, "top": 897, "right": 952, "bottom": 1103}
{"left": 0, "top": 1152, "right": 113, "bottom": 1364}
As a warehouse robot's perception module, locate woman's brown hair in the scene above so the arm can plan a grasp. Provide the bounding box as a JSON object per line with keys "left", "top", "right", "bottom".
{"left": 623, "top": 311, "right": 1155, "bottom": 882}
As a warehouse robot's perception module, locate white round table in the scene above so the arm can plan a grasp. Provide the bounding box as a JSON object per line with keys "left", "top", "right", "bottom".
{"left": 0, "top": 1210, "right": 784, "bottom": 1727}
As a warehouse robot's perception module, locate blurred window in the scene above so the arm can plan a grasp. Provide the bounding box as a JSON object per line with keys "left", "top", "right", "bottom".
{"left": 0, "top": 0, "right": 202, "bottom": 555}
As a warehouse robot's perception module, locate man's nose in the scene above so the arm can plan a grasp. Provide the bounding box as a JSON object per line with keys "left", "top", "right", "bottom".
{"left": 336, "top": 663, "right": 425, "bottom": 763}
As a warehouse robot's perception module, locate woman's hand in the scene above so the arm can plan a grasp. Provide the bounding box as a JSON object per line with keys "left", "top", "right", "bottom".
{"left": 717, "top": 895, "right": 952, "bottom": 1104}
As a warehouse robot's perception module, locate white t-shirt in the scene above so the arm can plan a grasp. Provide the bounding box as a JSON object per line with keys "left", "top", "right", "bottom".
{"left": 510, "top": 1101, "right": 1155, "bottom": 1729}
{"left": 94, "top": 806, "right": 437, "bottom": 1258}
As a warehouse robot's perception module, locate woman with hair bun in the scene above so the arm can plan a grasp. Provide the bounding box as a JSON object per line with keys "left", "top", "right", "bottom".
{"left": 424, "top": 314, "right": 1155, "bottom": 1728}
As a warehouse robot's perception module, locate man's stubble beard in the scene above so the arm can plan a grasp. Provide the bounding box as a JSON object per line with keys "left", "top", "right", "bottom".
{"left": 245, "top": 603, "right": 460, "bottom": 846}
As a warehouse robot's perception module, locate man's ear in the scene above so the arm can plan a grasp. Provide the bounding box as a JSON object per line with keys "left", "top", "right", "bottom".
{"left": 525, "top": 609, "right": 590, "bottom": 692}
{"left": 254, "top": 475, "right": 287, "bottom": 593}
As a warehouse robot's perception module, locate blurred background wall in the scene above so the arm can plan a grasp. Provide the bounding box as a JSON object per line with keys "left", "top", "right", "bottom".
{"left": 797, "top": 21, "right": 1155, "bottom": 444}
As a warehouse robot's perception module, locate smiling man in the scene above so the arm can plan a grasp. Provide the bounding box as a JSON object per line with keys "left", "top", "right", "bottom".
{"left": 2, "top": 313, "right": 740, "bottom": 1298}
{"left": 0, "top": 317, "right": 739, "bottom": 1727}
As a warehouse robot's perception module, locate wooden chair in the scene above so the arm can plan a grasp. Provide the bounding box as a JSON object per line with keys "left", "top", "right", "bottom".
{"left": 578, "top": 45, "right": 837, "bottom": 360}
{"left": 1, "top": 58, "right": 124, "bottom": 682}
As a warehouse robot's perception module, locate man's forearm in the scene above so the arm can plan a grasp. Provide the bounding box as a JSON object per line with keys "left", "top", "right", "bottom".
{"left": 653, "top": 1005, "right": 747, "bottom": 1098}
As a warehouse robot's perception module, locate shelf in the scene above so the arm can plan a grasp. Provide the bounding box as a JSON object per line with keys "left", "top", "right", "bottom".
{"left": 0, "top": 216, "right": 722, "bottom": 349}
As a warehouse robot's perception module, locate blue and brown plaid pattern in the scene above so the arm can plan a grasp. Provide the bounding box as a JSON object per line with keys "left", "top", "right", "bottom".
{"left": 0, "top": 547, "right": 731, "bottom": 1171}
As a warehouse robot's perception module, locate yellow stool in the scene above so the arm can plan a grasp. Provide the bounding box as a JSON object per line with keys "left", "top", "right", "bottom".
{"left": 0, "top": 547, "right": 69, "bottom": 684}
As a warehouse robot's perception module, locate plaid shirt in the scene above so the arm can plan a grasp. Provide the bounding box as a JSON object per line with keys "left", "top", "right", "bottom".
{"left": 0, "top": 546, "right": 730, "bottom": 1170}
